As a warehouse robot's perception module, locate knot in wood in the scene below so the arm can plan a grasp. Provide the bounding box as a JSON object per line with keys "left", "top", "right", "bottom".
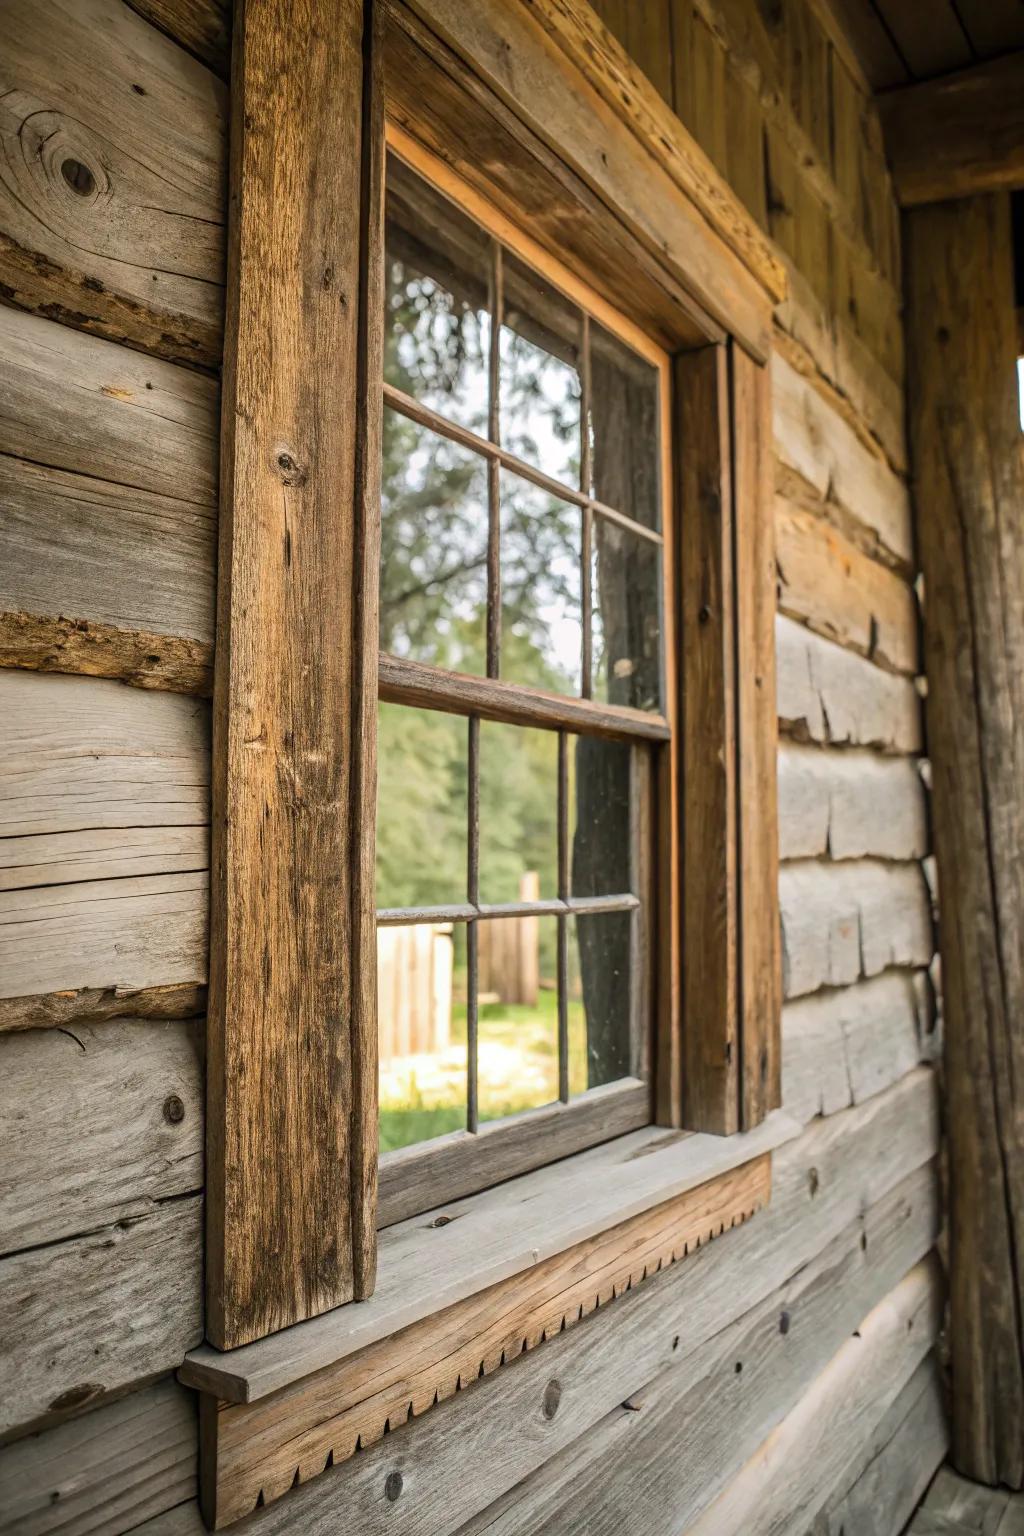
{"left": 384, "top": 1471, "right": 403, "bottom": 1503}
{"left": 61, "top": 158, "right": 95, "bottom": 196}
{"left": 275, "top": 450, "right": 307, "bottom": 487}
{"left": 163, "top": 1094, "right": 186, "bottom": 1124}
{"left": 542, "top": 1379, "right": 562, "bottom": 1420}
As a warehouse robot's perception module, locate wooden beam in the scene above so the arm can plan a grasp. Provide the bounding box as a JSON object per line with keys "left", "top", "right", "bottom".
{"left": 879, "top": 52, "right": 1024, "bottom": 207}
{"left": 206, "top": 0, "right": 382, "bottom": 1350}
{"left": 905, "top": 192, "right": 1024, "bottom": 1488}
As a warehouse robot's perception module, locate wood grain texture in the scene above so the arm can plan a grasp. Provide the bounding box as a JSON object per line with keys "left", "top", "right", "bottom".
{"left": 182, "top": 1112, "right": 794, "bottom": 1403}
{"left": 206, "top": 0, "right": 382, "bottom": 1350}
{"left": 775, "top": 495, "right": 919, "bottom": 674}
{"left": 675, "top": 346, "right": 738, "bottom": 1133}
{"left": 0, "top": 0, "right": 227, "bottom": 366}
{"left": 457, "top": 1170, "right": 939, "bottom": 1536}
{"left": 731, "top": 346, "right": 781, "bottom": 1128}
{"left": 776, "top": 615, "right": 922, "bottom": 754}
{"left": 0, "top": 981, "right": 205, "bottom": 1034}
{"left": 880, "top": 52, "right": 1024, "bottom": 208}
{"left": 905, "top": 193, "right": 1024, "bottom": 1487}
{"left": 0, "top": 1375, "right": 197, "bottom": 1536}
{"left": 809, "top": 1353, "right": 947, "bottom": 1536}
{"left": 771, "top": 349, "right": 912, "bottom": 565}
{"left": 778, "top": 744, "right": 927, "bottom": 862}
{"left": 0, "top": 1017, "right": 203, "bottom": 1254}
{"left": 0, "top": 455, "right": 215, "bottom": 693}
{"left": 127, "top": 0, "right": 232, "bottom": 76}
{"left": 782, "top": 969, "right": 926, "bottom": 1127}
{"left": 0, "top": 1195, "right": 202, "bottom": 1439}
{"left": 779, "top": 859, "right": 934, "bottom": 1000}
{"left": 391, "top": 0, "right": 772, "bottom": 359}
{"left": 684, "top": 1258, "right": 942, "bottom": 1536}
{"left": 201, "top": 1159, "right": 770, "bottom": 1526}
{"left": 181, "top": 1070, "right": 939, "bottom": 1536}
{"left": 521, "top": 0, "right": 786, "bottom": 302}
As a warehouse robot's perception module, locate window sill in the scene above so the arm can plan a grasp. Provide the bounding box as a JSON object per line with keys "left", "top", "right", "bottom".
{"left": 181, "top": 1108, "right": 798, "bottom": 1406}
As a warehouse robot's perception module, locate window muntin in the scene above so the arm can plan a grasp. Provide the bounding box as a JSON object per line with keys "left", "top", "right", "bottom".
{"left": 377, "top": 151, "right": 668, "bottom": 1173}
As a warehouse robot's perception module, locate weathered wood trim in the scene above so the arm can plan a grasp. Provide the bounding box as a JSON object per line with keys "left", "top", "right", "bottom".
{"left": 388, "top": 0, "right": 773, "bottom": 359}
{"left": 1, "top": 0, "right": 227, "bottom": 366}
{"left": 905, "top": 192, "right": 1024, "bottom": 1488}
{"left": 205, "top": 0, "right": 383, "bottom": 1350}
{"left": 126, "top": 0, "right": 232, "bottom": 77}
{"left": 0, "top": 612, "right": 212, "bottom": 695}
{"left": 732, "top": 343, "right": 782, "bottom": 1128}
{"left": 200, "top": 1158, "right": 770, "bottom": 1526}
{"left": 0, "top": 982, "right": 206, "bottom": 1034}
{"left": 879, "top": 52, "right": 1024, "bottom": 208}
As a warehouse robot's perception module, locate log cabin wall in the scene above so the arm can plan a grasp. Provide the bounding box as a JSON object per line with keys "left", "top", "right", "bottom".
{"left": 0, "top": 1, "right": 943, "bottom": 1533}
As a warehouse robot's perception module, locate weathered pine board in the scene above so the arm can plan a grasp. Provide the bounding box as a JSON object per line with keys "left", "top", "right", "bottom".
{"left": 914, "top": 1464, "right": 1024, "bottom": 1533}
{"left": 0, "top": 1195, "right": 202, "bottom": 1438}
{"left": 0, "top": 1375, "right": 197, "bottom": 1536}
{"left": 183, "top": 1117, "right": 794, "bottom": 1402}
{"left": 907, "top": 194, "right": 1024, "bottom": 1488}
{"left": 782, "top": 969, "right": 925, "bottom": 1127}
{"left": 776, "top": 615, "right": 922, "bottom": 754}
{"left": 775, "top": 494, "right": 919, "bottom": 675}
{"left": 778, "top": 743, "right": 927, "bottom": 862}
{"left": 126, "top": 0, "right": 232, "bottom": 77}
{"left": 0, "top": 456, "right": 215, "bottom": 691}
{"left": 780, "top": 859, "right": 934, "bottom": 1000}
{"left": 457, "top": 1173, "right": 939, "bottom": 1536}
{"left": 0, "top": 871, "right": 207, "bottom": 1002}
{"left": 683, "top": 1260, "right": 942, "bottom": 1536}
{"left": 772, "top": 349, "right": 911, "bottom": 564}
{"left": 0, "top": 1017, "right": 203, "bottom": 1254}
{"left": 200, "top": 1070, "right": 938, "bottom": 1536}
{"left": 1, "top": 0, "right": 226, "bottom": 366}
{"left": 203, "top": 1160, "right": 771, "bottom": 1527}
{"left": 807, "top": 1353, "right": 947, "bottom": 1536}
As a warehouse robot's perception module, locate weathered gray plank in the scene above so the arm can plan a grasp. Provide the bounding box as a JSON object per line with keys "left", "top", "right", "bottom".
{"left": 0, "top": 1195, "right": 202, "bottom": 1438}
{"left": 457, "top": 1178, "right": 940, "bottom": 1536}
{"left": 776, "top": 615, "right": 922, "bottom": 754}
{"left": 809, "top": 1353, "right": 947, "bottom": 1536}
{"left": 683, "top": 1261, "right": 942, "bottom": 1536}
{"left": 778, "top": 744, "right": 927, "bottom": 862}
{"left": 0, "top": 1018, "right": 203, "bottom": 1254}
{"left": 780, "top": 859, "right": 934, "bottom": 1000}
{"left": 915, "top": 1465, "right": 1014, "bottom": 1532}
{"left": 772, "top": 350, "right": 912, "bottom": 564}
{"left": 0, "top": 872, "right": 207, "bottom": 1002}
{"left": 1, "top": 0, "right": 226, "bottom": 366}
{"left": 0, "top": 1375, "right": 196, "bottom": 1535}
{"left": 184, "top": 1070, "right": 939, "bottom": 1535}
{"left": 782, "top": 969, "right": 925, "bottom": 1126}
{"left": 0, "top": 308, "right": 218, "bottom": 506}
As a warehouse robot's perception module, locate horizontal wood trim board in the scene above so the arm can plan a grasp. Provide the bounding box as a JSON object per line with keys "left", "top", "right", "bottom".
{"left": 0, "top": 983, "right": 207, "bottom": 1033}
{"left": 879, "top": 51, "right": 1024, "bottom": 207}
{"left": 200, "top": 1156, "right": 771, "bottom": 1527}
{"left": 0, "top": 614, "right": 213, "bottom": 695}
{"left": 181, "top": 1111, "right": 797, "bottom": 1402}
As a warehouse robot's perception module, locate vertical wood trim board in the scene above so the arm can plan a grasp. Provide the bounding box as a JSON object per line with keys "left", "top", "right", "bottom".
{"left": 905, "top": 192, "right": 1024, "bottom": 1488}
{"left": 207, "top": 0, "right": 382, "bottom": 1351}
{"left": 199, "top": 1155, "right": 771, "bottom": 1527}
{"left": 675, "top": 343, "right": 781, "bottom": 1133}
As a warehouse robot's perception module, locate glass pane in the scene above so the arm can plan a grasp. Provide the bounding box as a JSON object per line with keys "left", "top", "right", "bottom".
{"left": 378, "top": 923, "right": 467, "bottom": 1152}
{"left": 380, "top": 408, "right": 489, "bottom": 672}
{"left": 478, "top": 721, "right": 558, "bottom": 905}
{"left": 592, "top": 516, "right": 662, "bottom": 713}
{"left": 567, "top": 911, "right": 633, "bottom": 1092}
{"left": 500, "top": 469, "right": 583, "bottom": 695}
{"left": 499, "top": 252, "right": 582, "bottom": 487}
{"left": 589, "top": 321, "right": 661, "bottom": 531}
{"left": 376, "top": 702, "right": 468, "bottom": 911}
{"left": 569, "top": 736, "right": 632, "bottom": 898}
{"left": 385, "top": 156, "right": 491, "bottom": 435}
{"left": 478, "top": 916, "right": 559, "bottom": 1121}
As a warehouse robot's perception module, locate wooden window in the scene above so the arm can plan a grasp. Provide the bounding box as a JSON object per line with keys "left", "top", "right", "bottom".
{"left": 375, "top": 145, "right": 671, "bottom": 1219}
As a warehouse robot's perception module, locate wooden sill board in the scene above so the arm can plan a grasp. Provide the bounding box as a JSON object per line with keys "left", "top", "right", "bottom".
{"left": 181, "top": 1112, "right": 797, "bottom": 1404}
{"left": 201, "top": 1154, "right": 772, "bottom": 1526}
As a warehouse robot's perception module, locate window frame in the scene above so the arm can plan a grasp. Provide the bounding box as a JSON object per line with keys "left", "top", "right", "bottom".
{"left": 376, "top": 129, "right": 676, "bottom": 1225}
{"left": 206, "top": 0, "right": 782, "bottom": 1355}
